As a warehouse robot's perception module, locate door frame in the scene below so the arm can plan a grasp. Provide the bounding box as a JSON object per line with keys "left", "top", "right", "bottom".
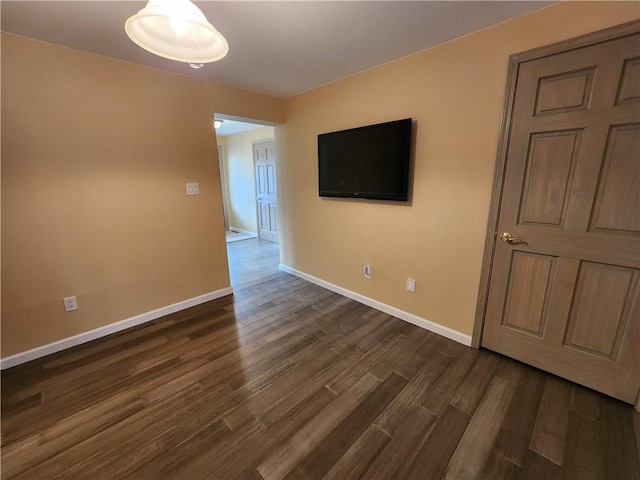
{"left": 217, "top": 144, "right": 230, "bottom": 231}
{"left": 472, "top": 20, "right": 640, "bottom": 350}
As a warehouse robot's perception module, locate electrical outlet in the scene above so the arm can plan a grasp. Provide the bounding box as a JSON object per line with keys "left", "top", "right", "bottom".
{"left": 406, "top": 278, "right": 416, "bottom": 292}
{"left": 63, "top": 296, "right": 78, "bottom": 312}
{"left": 364, "top": 264, "right": 372, "bottom": 279}
{"left": 186, "top": 182, "right": 200, "bottom": 195}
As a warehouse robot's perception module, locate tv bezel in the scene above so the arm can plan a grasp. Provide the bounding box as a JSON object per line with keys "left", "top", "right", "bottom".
{"left": 317, "top": 118, "right": 412, "bottom": 202}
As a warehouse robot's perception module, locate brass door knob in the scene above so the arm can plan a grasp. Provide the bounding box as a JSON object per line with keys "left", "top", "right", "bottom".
{"left": 499, "top": 232, "right": 520, "bottom": 243}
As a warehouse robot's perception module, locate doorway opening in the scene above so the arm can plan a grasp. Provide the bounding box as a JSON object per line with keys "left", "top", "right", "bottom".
{"left": 214, "top": 114, "right": 281, "bottom": 287}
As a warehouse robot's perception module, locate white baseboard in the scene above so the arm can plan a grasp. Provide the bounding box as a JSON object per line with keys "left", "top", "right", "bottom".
{"left": 0, "top": 287, "right": 234, "bottom": 370}
{"left": 229, "top": 226, "right": 257, "bottom": 236}
{"left": 279, "top": 264, "right": 472, "bottom": 347}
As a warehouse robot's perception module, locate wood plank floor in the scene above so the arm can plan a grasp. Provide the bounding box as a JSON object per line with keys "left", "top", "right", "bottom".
{"left": 2, "top": 238, "right": 639, "bottom": 479}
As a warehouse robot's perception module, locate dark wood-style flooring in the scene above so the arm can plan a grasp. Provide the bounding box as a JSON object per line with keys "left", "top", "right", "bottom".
{"left": 2, "top": 238, "right": 639, "bottom": 479}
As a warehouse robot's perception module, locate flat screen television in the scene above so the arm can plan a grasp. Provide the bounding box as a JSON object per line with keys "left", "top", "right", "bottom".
{"left": 318, "top": 118, "right": 412, "bottom": 201}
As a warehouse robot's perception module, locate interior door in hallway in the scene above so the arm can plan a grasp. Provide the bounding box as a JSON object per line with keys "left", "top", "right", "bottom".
{"left": 481, "top": 26, "right": 640, "bottom": 404}
{"left": 254, "top": 140, "right": 278, "bottom": 243}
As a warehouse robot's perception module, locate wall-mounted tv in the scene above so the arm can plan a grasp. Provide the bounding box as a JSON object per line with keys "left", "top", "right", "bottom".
{"left": 318, "top": 118, "right": 412, "bottom": 202}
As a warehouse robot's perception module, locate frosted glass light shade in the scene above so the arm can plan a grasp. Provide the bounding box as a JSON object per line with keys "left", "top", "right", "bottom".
{"left": 125, "top": 0, "right": 228, "bottom": 64}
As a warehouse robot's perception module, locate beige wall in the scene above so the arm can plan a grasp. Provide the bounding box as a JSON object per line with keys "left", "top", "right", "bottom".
{"left": 3, "top": 3, "right": 637, "bottom": 358}
{"left": 1, "top": 34, "right": 284, "bottom": 356}
{"left": 220, "top": 127, "right": 275, "bottom": 233}
{"left": 277, "top": 2, "right": 640, "bottom": 337}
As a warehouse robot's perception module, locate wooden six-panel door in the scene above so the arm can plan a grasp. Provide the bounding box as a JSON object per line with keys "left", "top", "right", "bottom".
{"left": 482, "top": 27, "right": 640, "bottom": 403}
{"left": 254, "top": 140, "right": 279, "bottom": 243}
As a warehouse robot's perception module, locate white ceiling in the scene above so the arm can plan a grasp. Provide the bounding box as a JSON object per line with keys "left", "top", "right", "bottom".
{"left": 215, "top": 118, "right": 267, "bottom": 136}
{"left": 1, "top": 1, "right": 556, "bottom": 99}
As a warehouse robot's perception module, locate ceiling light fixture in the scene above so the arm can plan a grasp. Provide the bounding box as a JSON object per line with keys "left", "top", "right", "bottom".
{"left": 125, "top": 0, "right": 228, "bottom": 69}
{"left": 214, "top": 119, "right": 224, "bottom": 129}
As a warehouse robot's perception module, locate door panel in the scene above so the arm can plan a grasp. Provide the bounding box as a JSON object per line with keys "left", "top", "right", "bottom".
{"left": 501, "top": 252, "right": 556, "bottom": 336}
{"left": 518, "top": 130, "right": 581, "bottom": 227}
{"left": 563, "top": 261, "right": 638, "bottom": 359}
{"left": 590, "top": 123, "right": 640, "bottom": 234}
{"left": 617, "top": 57, "right": 640, "bottom": 104}
{"left": 482, "top": 28, "right": 640, "bottom": 403}
{"left": 534, "top": 67, "right": 596, "bottom": 115}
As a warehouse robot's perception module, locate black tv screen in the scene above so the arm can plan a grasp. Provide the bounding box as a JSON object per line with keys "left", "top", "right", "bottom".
{"left": 318, "top": 118, "right": 412, "bottom": 201}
